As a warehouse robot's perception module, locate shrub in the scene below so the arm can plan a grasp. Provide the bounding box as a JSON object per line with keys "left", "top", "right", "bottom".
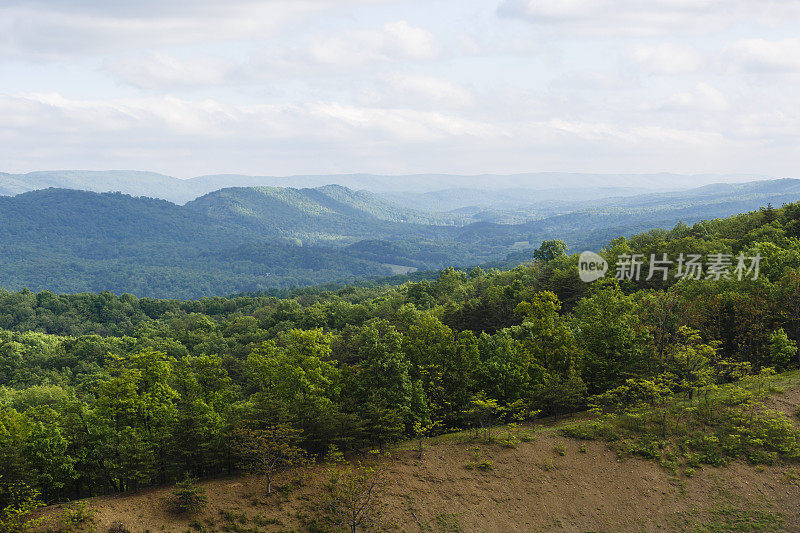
{"left": 0, "top": 481, "right": 43, "bottom": 533}
{"left": 560, "top": 378, "right": 800, "bottom": 473}
{"left": 560, "top": 418, "right": 617, "bottom": 441}
{"left": 59, "top": 502, "right": 95, "bottom": 529}
{"left": 498, "top": 432, "right": 520, "bottom": 448}
{"left": 171, "top": 475, "right": 208, "bottom": 514}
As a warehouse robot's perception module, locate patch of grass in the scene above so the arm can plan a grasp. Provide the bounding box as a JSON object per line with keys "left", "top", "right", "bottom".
{"left": 296, "top": 510, "right": 328, "bottom": 533}
{"left": 430, "top": 513, "right": 463, "bottom": 532}
{"left": 218, "top": 509, "right": 249, "bottom": 524}
{"left": 253, "top": 515, "right": 281, "bottom": 526}
{"left": 465, "top": 447, "right": 492, "bottom": 471}
{"left": 53, "top": 502, "right": 95, "bottom": 531}
{"left": 700, "top": 507, "right": 784, "bottom": 532}
{"left": 553, "top": 443, "right": 566, "bottom": 456}
{"left": 275, "top": 480, "right": 299, "bottom": 495}
{"left": 220, "top": 524, "right": 263, "bottom": 533}
{"left": 560, "top": 417, "right": 618, "bottom": 441}
{"left": 782, "top": 468, "right": 800, "bottom": 485}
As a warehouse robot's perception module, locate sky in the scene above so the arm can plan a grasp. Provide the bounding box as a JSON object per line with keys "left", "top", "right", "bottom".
{"left": 1, "top": 0, "right": 799, "bottom": 178}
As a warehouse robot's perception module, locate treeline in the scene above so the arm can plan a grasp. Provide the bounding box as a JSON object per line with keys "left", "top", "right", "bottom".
{"left": 1, "top": 202, "right": 800, "bottom": 508}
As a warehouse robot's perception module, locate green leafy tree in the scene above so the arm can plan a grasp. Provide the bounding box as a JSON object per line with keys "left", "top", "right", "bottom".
{"left": 0, "top": 480, "right": 42, "bottom": 533}
{"left": 23, "top": 409, "right": 76, "bottom": 502}
{"left": 532, "top": 369, "right": 587, "bottom": 419}
{"left": 246, "top": 332, "right": 339, "bottom": 453}
{"left": 661, "top": 326, "right": 717, "bottom": 400}
{"left": 399, "top": 310, "right": 474, "bottom": 426}
{"left": 768, "top": 328, "right": 798, "bottom": 370}
{"left": 171, "top": 357, "right": 223, "bottom": 476}
{"left": 346, "top": 320, "right": 419, "bottom": 447}
{"left": 465, "top": 393, "right": 504, "bottom": 441}
{"left": 515, "top": 291, "right": 577, "bottom": 376}
{"left": 572, "top": 286, "right": 653, "bottom": 394}
{"left": 533, "top": 240, "right": 568, "bottom": 263}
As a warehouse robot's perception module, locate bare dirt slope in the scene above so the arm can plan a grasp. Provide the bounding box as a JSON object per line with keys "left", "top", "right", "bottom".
{"left": 42, "top": 388, "right": 800, "bottom": 533}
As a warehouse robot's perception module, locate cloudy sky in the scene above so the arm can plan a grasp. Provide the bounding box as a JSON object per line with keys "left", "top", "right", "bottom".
{"left": 1, "top": 0, "right": 799, "bottom": 178}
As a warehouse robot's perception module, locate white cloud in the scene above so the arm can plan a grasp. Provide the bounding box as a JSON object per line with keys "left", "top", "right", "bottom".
{"left": 538, "top": 117, "right": 722, "bottom": 146}
{"left": 0, "top": 0, "right": 370, "bottom": 60}
{"left": 103, "top": 53, "right": 235, "bottom": 90}
{"left": 550, "top": 70, "right": 637, "bottom": 91}
{"left": 632, "top": 43, "right": 704, "bottom": 74}
{"left": 2, "top": 0, "right": 800, "bottom": 177}
{"left": 645, "top": 83, "right": 730, "bottom": 112}
{"left": 0, "top": 92, "right": 499, "bottom": 148}
{"left": 359, "top": 74, "right": 475, "bottom": 109}
{"left": 497, "top": 0, "right": 800, "bottom": 37}
{"left": 97, "top": 20, "right": 441, "bottom": 89}
{"left": 1, "top": 90, "right": 774, "bottom": 176}
{"left": 283, "top": 21, "right": 440, "bottom": 69}
{"left": 725, "top": 37, "right": 800, "bottom": 73}
{"left": 498, "top": 0, "right": 726, "bottom": 36}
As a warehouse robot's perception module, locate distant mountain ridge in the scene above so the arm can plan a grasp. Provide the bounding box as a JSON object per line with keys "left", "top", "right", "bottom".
{"left": 0, "top": 178, "right": 797, "bottom": 297}
{"left": 0, "top": 170, "right": 772, "bottom": 204}
{"left": 0, "top": 188, "right": 392, "bottom": 298}
{"left": 185, "top": 185, "right": 460, "bottom": 244}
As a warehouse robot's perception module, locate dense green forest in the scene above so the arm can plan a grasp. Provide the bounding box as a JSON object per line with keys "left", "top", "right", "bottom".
{"left": 1, "top": 200, "right": 800, "bottom": 523}
{"left": 1, "top": 180, "right": 800, "bottom": 298}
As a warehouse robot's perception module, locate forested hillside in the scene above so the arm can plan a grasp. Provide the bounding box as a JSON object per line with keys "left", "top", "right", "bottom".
{"left": 1, "top": 180, "right": 799, "bottom": 298}
{"left": 0, "top": 189, "right": 390, "bottom": 297}
{"left": 185, "top": 185, "right": 458, "bottom": 244}
{"left": 1, "top": 200, "right": 799, "bottom": 528}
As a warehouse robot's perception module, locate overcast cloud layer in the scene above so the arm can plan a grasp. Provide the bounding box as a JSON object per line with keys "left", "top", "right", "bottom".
{"left": 1, "top": 0, "right": 799, "bottom": 177}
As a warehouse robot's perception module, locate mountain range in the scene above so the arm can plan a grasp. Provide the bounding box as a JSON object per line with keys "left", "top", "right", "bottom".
{"left": 0, "top": 174, "right": 797, "bottom": 297}
{"left": 0, "top": 170, "right": 770, "bottom": 205}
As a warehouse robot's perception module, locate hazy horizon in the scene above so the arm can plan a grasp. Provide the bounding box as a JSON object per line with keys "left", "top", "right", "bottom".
{"left": 1, "top": 168, "right": 780, "bottom": 182}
